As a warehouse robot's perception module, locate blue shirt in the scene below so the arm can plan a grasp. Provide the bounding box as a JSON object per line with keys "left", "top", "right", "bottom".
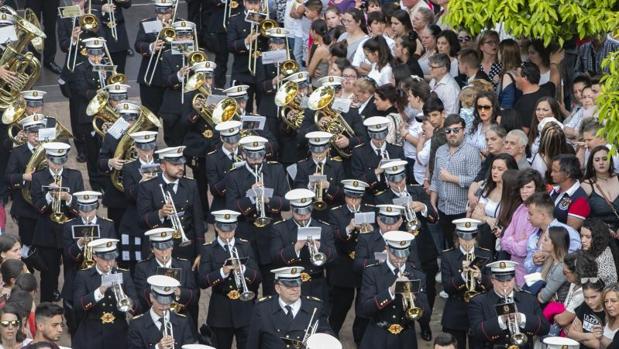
{"left": 523, "top": 219, "right": 582, "bottom": 274}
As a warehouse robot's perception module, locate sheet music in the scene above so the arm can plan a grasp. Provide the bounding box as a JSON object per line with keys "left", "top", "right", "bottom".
{"left": 354, "top": 212, "right": 375, "bottom": 224}
{"left": 142, "top": 20, "right": 162, "bottom": 34}
{"left": 261, "top": 49, "right": 287, "bottom": 65}
{"left": 101, "top": 273, "right": 123, "bottom": 287}
{"left": 106, "top": 117, "right": 130, "bottom": 140}
{"left": 37, "top": 128, "right": 57, "bottom": 142}
{"left": 297, "top": 227, "right": 322, "bottom": 241}
{"left": 0, "top": 26, "right": 17, "bottom": 44}
{"left": 241, "top": 115, "right": 266, "bottom": 131}
{"left": 57, "top": 5, "right": 82, "bottom": 18}
{"left": 332, "top": 97, "right": 352, "bottom": 113}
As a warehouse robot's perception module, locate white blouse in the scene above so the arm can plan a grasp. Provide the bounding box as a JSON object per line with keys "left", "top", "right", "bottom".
{"left": 368, "top": 63, "right": 394, "bottom": 86}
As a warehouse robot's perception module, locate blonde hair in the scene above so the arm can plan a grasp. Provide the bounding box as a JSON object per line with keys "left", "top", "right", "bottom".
{"left": 459, "top": 86, "right": 478, "bottom": 108}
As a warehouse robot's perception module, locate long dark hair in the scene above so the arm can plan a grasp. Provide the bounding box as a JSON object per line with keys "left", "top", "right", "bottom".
{"left": 527, "top": 96, "right": 562, "bottom": 149}
{"left": 481, "top": 153, "right": 518, "bottom": 197}
{"left": 0, "top": 303, "right": 26, "bottom": 343}
{"left": 0, "top": 235, "right": 20, "bottom": 263}
{"left": 391, "top": 9, "right": 414, "bottom": 35}
{"left": 469, "top": 91, "right": 499, "bottom": 135}
{"left": 517, "top": 168, "right": 546, "bottom": 194}
{"left": 344, "top": 8, "right": 367, "bottom": 34}
{"left": 497, "top": 169, "right": 522, "bottom": 228}
{"left": 584, "top": 145, "right": 616, "bottom": 182}
{"left": 541, "top": 226, "right": 570, "bottom": 277}
{"left": 564, "top": 250, "right": 599, "bottom": 286}
{"left": 437, "top": 30, "right": 460, "bottom": 57}
{"left": 582, "top": 217, "right": 611, "bottom": 258}
{"left": 311, "top": 19, "right": 332, "bottom": 45}
{"left": 363, "top": 35, "right": 394, "bottom": 70}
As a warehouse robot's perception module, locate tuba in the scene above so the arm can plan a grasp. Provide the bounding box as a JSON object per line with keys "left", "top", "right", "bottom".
{"left": 87, "top": 91, "right": 119, "bottom": 136}
{"left": 309, "top": 85, "right": 356, "bottom": 158}
{"left": 23, "top": 8, "right": 44, "bottom": 54}
{"left": 110, "top": 106, "right": 161, "bottom": 192}
{"left": 192, "top": 96, "right": 239, "bottom": 130}
{"left": 2, "top": 98, "right": 27, "bottom": 144}
{"left": 274, "top": 80, "right": 304, "bottom": 130}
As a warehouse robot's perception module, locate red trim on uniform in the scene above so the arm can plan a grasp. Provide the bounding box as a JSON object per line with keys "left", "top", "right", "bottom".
{"left": 481, "top": 321, "right": 491, "bottom": 340}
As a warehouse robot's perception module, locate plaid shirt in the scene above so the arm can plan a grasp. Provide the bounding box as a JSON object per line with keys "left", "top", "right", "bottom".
{"left": 430, "top": 142, "right": 481, "bottom": 215}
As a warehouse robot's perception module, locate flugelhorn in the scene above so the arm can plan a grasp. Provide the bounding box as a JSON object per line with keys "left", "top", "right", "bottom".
{"left": 159, "top": 184, "right": 192, "bottom": 247}
{"left": 163, "top": 310, "right": 175, "bottom": 349}
{"left": 50, "top": 173, "right": 69, "bottom": 224}
{"left": 226, "top": 240, "right": 255, "bottom": 301}
{"left": 309, "top": 85, "right": 356, "bottom": 158}
{"left": 463, "top": 253, "right": 479, "bottom": 302}
{"left": 398, "top": 270, "right": 423, "bottom": 320}
{"left": 111, "top": 268, "right": 132, "bottom": 312}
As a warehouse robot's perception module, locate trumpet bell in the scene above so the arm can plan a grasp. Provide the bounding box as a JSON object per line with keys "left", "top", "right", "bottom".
{"left": 259, "top": 19, "right": 278, "bottom": 37}
{"left": 185, "top": 72, "right": 205, "bottom": 93}
{"left": 275, "top": 81, "right": 298, "bottom": 107}
{"left": 50, "top": 212, "right": 69, "bottom": 224}
{"left": 406, "top": 221, "right": 420, "bottom": 237}
{"left": 80, "top": 14, "right": 99, "bottom": 32}
{"left": 311, "top": 252, "right": 327, "bottom": 266}
{"left": 108, "top": 73, "right": 128, "bottom": 85}
{"left": 254, "top": 216, "right": 272, "bottom": 228}
{"left": 86, "top": 91, "right": 109, "bottom": 117}
{"left": 240, "top": 290, "right": 256, "bottom": 302}
{"left": 313, "top": 200, "right": 327, "bottom": 211}
{"left": 464, "top": 290, "right": 478, "bottom": 303}
{"left": 280, "top": 59, "right": 300, "bottom": 78}
{"left": 161, "top": 27, "right": 176, "bottom": 42}
{"left": 186, "top": 50, "right": 207, "bottom": 65}
{"left": 405, "top": 307, "right": 423, "bottom": 320}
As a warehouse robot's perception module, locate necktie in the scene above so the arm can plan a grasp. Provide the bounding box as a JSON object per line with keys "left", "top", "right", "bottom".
{"left": 166, "top": 182, "right": 176, "bottom": 194}
{"left": 159, "top": 317, "right": 166, "bottom": 336}
{"left": 393, "top": 268, "right": 400, "bottom": 277}
{"left": 285, "top": 305, "right": 294, "bottom": 320}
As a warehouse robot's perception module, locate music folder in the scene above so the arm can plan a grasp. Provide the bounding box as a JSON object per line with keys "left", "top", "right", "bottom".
{"left": 71, "top": 224, "right": 101, "bottom": 239}
{"left": 156, "top": 267, "right": 182, "bottom": 282}
{"left": 495, "top": 302, "right": 516, "bottom": 316}
{"left": 395, "top": 279, "right": 421, "bottom": 293}
{"left": 57, "top": 5, "right": 82, "bottom": 18}
{"left": 297, "top": 227, "right": 322, "bottom": 241}
{"left": 374, "top": 251, "right": 387, "bottom": 263}
{"left": 101, "top": 272, "right": 123, "bottom": 287}
{"left": 354, "top": 212, "right": 375, "bottom": 225}
{"left": 244, "top": 10, "right": 267, "bottom": 24}
{"left": 224, "top": 256, "right": 249, "bottom": 266}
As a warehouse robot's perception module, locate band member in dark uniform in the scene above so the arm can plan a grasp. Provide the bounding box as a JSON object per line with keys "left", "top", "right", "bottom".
{"left": 26, "top": 0, "right": 61, "bottom": 73}
{"left": 119, "top": 130, "right": 159, "bottom": 271}
{"left": 293, "top": 131, "right": 345, "bottom": 221}
{"left": 20, "top": 90, "right": 60, "bottom": 126}
{"left": 375, "top": 159, "right": 438, "bottom": 341}
{"left": 226, "top": 0, "right": 262, "bottom": 113}
{"left": 159, "top": 20, "right": 195, "bottom": 146}
{"left": 127, "top": 275, "right": 196, "bottom": 349}
{"left": 226, "top": 135, "right": 290, "bottom": 295}
{"left": 270, "top": 188, "right": 336, "bottom": 301}
{"left": 276, "top": 71, "right": 311, "bottom": 166}
{"left": 73, "top": 238, "right": 139, "bottom": 349}
{"left": 441, "top": 218, "right": 493, "bottom": 349}
{"left": 134, "top": 228, "right": 199, "bottom": 327}
{"left": 468, "top": 260, "right": 550, "bottom": 349}
{"left": 97, "top": 100, "right": 141, "bottom": 231}
{"left": 5, "top": 115, "right": 45, "bottom": 254}
{"left": 205, "top": 120, "right": 243, "bottom": 223}
{"left": 61, "top": 190, "right": 117, "bottom": 335}
{"left": 69, "top": 37, "right": 109, "bottom": 190}
{"left": 202, "top": 0, "right": 235, "bottom": 88}
{"left": 198, "top": 210, "right": 262, "bottom": 349}
{"left": 246, "top": 267, "right": 333, "bottom": 349}
{"left": 135, "top": 0, "right": 174, "bottom": 115}
{"left": 351, "top": 116, "right": 404, "bottom": 202}
{"left": 358, "top": 230, "right": 431, "bottom": 349}
{"left": 255, "top": 27, "right": 289, "bottom": 126}
{"left": 137, "top": 146, "right": 205, "bottom": 260}
{"left": 31, "top": 142, "right": 84, "bottom": 302}
{"left": 91, "top": 0, "right": 131, "bottom": 73}
{"left": 327, "top": 179, "right": 372, "bottom": 343}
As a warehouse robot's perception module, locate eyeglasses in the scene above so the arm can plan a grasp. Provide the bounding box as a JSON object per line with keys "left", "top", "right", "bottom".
{"left": 476, "top": 105, "right": 492, "bottom": 110}
{"left": 429, "top": 65, "right": 443, "bottom": 70}
{"left": 0, "top": 320, "right": 20, "bottom": 328}
{"left": 444, "top": 127, "right": 462, "bottom": 134}
{"left": 458, "top": 35, "right": 471, "bottom": 43}
{"left": 482, "top": 40, "right": 498, "bottom": 46}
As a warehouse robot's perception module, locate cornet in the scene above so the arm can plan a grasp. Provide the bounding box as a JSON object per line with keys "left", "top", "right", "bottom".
{"left": 307, "top": 234, "right": 326, "bottom": 267}
{"left": 463, "top": 253, "right": 479, "bottom": 302}
{"left": 159, "top": 184, "right": 192, "bottom": 247}
{"left": 162, "top": 310, "right": 175, "bottom": 349}
{"left": 252, "top": 166, "right": 272, "bottom": 228}
{"left": 50, "top": 173, "right": 69, "bottom": 224}
{"left": 398, "top": 270, "right": 423, "bottom": 320}
{"left": 399, "top": 192, "right": 420, "bottom": 237}
{"left": 111, "top": 268, "right": 132, "bottom": 312}
{"left": 226, "top": 240, "right": 255, "bottom": 301}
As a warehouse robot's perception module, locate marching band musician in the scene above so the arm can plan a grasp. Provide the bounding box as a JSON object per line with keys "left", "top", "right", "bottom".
{"left": 375, "top": 159, "right": 438, "bottom": 341}
{"left": 128, "top": 275, "right": 197, "bottom": 349}
{"left": 358, "top": 230, "right": 430, "bottom": 349}
{"left": 97, "top": 100, "right": 141, "bottom": 231}
{"left": 279, "top": 71, "right": 311, "bottom": 166}
{"left": 118, "top": 130, "right": 159, "bottom": 271}
{"left": 202, "top": 0, "right": 235, "bottom": 89}
{"left": 205, "top": 120, "right": 243, "bottom": 223}
{"left": 5, "top": 115, "right": 46, "bottom": 259}
{"left": 61, "top": 190, "right": 117, "bottom": 335}
{"left": 246, "top": 267, "right": 333, "bottom": 349}
{"left": 137, "top": 146, "right": 205, "bottom": 260}
{"left": 226, "top": 135, "right": 289, "bottom": 295}
{"left": 326, "top": 179, "right": 373, "bottom": 343}
{"left": 31, "top": 142, "right": 84, "bottom": 303}
{"left": 198, "top": 210, "right": 262, "bottom": 349}
{"left": 135, "top": 0, "right": 174, "bottom": 115}
{"left": 255, "top": 27, "right": 289, "bottom": 123}
{"left": 353, "top": 205, "right": 421, "bottom": 273}
{"left": 134, "top": 228, "right": 199, "bottom": 326}
{"left": 72, "top": 238, "right": 139, "bottom": 349}
{"left": 70, "top": 37, "right": 110, "bottom": 191}
{"left": 226, "top": 0, "right": 262, "bottom": 113}
{"left": 270, "top": 188, "right": 336, "bottom": 301}
{"left": 159, "top": 20, "right": 195, "bottom": 147}
{"left": 468, "top": 260, "right": 549, "bottom": 349}
{"left": 90, "top": 0, "right": 131, "bottom": 73}
{"left": 21, "top": 90, "right": 58, "bottom": 124}
{"left": 294, "top": 131, "right": 344, "bottom": 220}
{"left": 351, "top": 116, "right": 404, "bottom": 202}
{"left": 441, "top": 218, "right": 492, "bottom": 349}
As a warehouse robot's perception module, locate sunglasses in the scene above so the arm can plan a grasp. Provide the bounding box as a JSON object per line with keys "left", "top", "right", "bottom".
{"left": 476, "top": 105, "right": 492, "bottom": 110}
{"left": 0, "top": 320, "right": 20, "bottom": 328}
{"left": 444, "top": 127, "right": 462, "bottom": 135}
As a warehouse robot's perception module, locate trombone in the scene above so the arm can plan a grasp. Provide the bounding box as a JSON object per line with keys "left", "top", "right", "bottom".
{"left": 398, "top": 270, "right": 423, "bottom": 320}
{"left": 226, "top": 240, "right": 255, "bottom": 301}
{"left": 106, "top": 0, "right": 118, "bottom": 41}
{"left": 222, "top": 0, "right": 238, "bottom": 30}
{"left": 252, "top": 165, "right": 272, "bottom": 228}
{"left": 159, "top": 184, "right": 192, "bottom": 247}
{"left": 143, "top": 25, "right": 175, "bottom": 86}
{"left": 67, "top": 0, "right": 100, "bottom": 72}
{"left": 247, "top": 15, "right": 277, "bottom": 76}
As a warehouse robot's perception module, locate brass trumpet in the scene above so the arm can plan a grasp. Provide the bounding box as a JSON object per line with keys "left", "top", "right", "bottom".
{"left": 502, "top": 288, "right": 527, "bottom": 348}
{"left": 50, "top": 173, "right": 69, "bottom": 224}
{"left": 252, "top": 166, "right": 272, "bottom": 228}
{"left": 159, "top": 184, "right": 192, "bottom": 247}
{"left": 226, "top": 240, "right": 255, "bottom": 301}
{"left": 313, "top": 163, "right": 326, "bottom": 211}
{"left": 144, "top": 26, "right": 175, "bottom": 86}
{"left": 80, "top": 224, "right": 97, "bottom": 269}
{"left": 398, "top": 270, "right": 423, "bottom": 320}
{"left": 111, "top": 268, "right": 132, "bottom": 312}
{"left": 463, "top": 253, "right": 479, "bottom": 302}
{"left": 309, "top": 85, "right": 356, "bottom": 158}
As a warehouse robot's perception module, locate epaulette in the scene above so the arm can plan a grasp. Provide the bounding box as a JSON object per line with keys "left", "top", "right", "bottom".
{"left": 442, "top": 247, "right": 454, "bottom": 252}
{"left": 175, "top": 312, "right": 187, "bottom": 317}
{"left": 237, "top": 238, "right": 249, "bottom": 243}
{"left": 133, "top": 313, "right": 144, "bottom": 319}
{"left": 75, "top": 61, "right": 84, "bottom": 67}
{"left": 365, "top": 262, "right": 381, "bottom": 269}
{"left": 267, "top": 161, "right": 279, "bottom": 164}
{"left": 273, "top": 220, "right": 285, "bottom": 225}
{"left": 80, "top": 265, "right": 94, "bottom": 271}
{"left": 183, "top": 175, "right": 194, "bottom": 180}
{"left": 330, "top": 205, "right": 343, "bottom": 211}
{"left": 478, "top": 247, "right": 491, "bottom": 251}
{"left": 202, "top": 240, "right": 213, "bottom": 245}
{"left": 318, "top": 219, "right": 331, "bottom": 226}
{"left": 353, "top": 143, "right": 365, "bottom": 149}
{"left": 258, "top": 295, "right": 272, "bottom": 302}
{"left": 177, "top": 257, "right": 189, "bottom": 261}
{"left": 230, "top": 165, "right": 243, "bottom": 171}
{"left": 305, "top": 296, "right": 322, "bottom": 302}
{"left": 101, "top": 217, "right": 113, "bottom": 222}
{"left": 143, "top": 175, "right": 158, "bottom": 182}
{"left": 230, "top": 12, "right": 240, "bottom": 17}
{"left": 330, "top": 156, "right": 343, "bottom": 162}
{"left": 116, "top": 267, "right": 129, "bottom": 272}
{"left": 373, "top": 190, "right": 385, "bottom": 196}
{"left": 207, "top": 149, "right": 217, "bottom": 155}
{"left": 124, "top": 158, "right": 137, "bottom": 165}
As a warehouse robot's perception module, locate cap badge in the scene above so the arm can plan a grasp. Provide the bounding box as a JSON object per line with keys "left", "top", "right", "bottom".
{"left": 33, "top": 91, "right": 38, "bottom": 96}
{"left": 145, "top": 135, "right": 151, "bottom": 140}
{"left": 106, "top": 241, "right": 113, "bottom": 247}
{"left": 160, "top": 232, "right": 168, "bottom": 238}
{"left": 386, "top": 207, "right": 392, "bottom": 212}
{"left": 177, "top": 147, "right": 183, "bottom": 153}
{"left": 84, "top": 195, "right": 90, "bottom": 200}
{"left": 290, "top": 267, "right": 297, "bottom": 273}
{"left": 399, "top": 241, "right": 406, "bottom": 246}
{"left": 300, "top": 198, "right": 307, "bottom": 203}
{"left": 465, "top": 222, "right": 471, "bottom": 228}
{"left": 392, "top": 166, "right": 397, "bottom": 171}
{"left": 224, "top": 213, "right": 230, "bottom": 219}
{"left": 123, "top": 104, "right": 129, "bottom": 109}
{"left": 353, "top": 180, "right": 358, "bottom": 186}
{"left": 252, "top": 142, "right": 258, "bottom": 147}
{"left": 33, "top": 114, "right": 41, "bottom": 121}
{"left": 314, "top": 138, "right": 320, "bottom": 142}
{"left": 164, "top": 287, "right": 171, "bottom": 292}
{"left": 499, "top": 261, "right": 506, "bottom": 268}
{"left": 237, "top": 87, "right": 242, "bottom": 92}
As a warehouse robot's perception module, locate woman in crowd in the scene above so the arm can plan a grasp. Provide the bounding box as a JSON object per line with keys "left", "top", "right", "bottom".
{"left": 527, "top": 39, "right": 562, "bottom": 91}
{"left": 308, "top": 19, "right": 332, "bottom": 87}
{"left": 493, "top": 169, "right": 520, "bottom": 258}
{"left": 569, "top": 278, "right": 607, "bottom": 348}
{"left": 363, "top": 36, "right": 395, "bottom": 86}
{"left": 436, "top": 30, "right": 460, "bottom": 77}
{"left": 0, "top": 260, "right": 24, "bottom": 303}
{"left": 467, "top": 91, "right": 500, "bottom": 156}
{"left": 470, "top": 153, "right": 519, "bottom": 250}
{"left": 414, "top": 119, "right": 434, "bottom": 186}
{"left": 418, "top": 24, "right": 441, "bottom": 79}
{"left": 601, "top": 285, "right": 619, "bottom": 348}
{"left": 337, "top": 8, "right": 368, "bottom": 61}
{"left": 324, "top": 6, "right": 344, "bottom": 41}
{"left": 10, "top": 274, "right": 36, "bottom": 339}
{"left": 340, "top": 65, "right": 359, "bottom": 100}
{"left": 582, "top": 145, "right": 619, "bottom": 235}
{"left": 329, "top": 56, "right": 350, "bottom": 77}
{"left": 531, "top": 123, "right": 574, "bottom": 181}
{"left": 528, "top": 97, "right": 564, "bottom": 157}
{"left": 497, "top": 39, "right": 522, "bottom": 109}
{"left": 352, "top": 77, "right": 378, "bottom": 117}
{"left": 400, "top": 77, "right": 430, "bottom": 181}
{"left": 389, "top": 9, "right": 414, "bottom": 40}
{"left": 410, "top": 7, "right": 434, "bottom": 37}
{"left": 564, "top": 85, "right": 598, "bottom": 142}
{"left": 501, "top": 169, "right": 546, "bottom": 286}
{"left": 0, "top": 303, "right": 31, "bottom": 348}
{"left": 373, "top": 84, "right": 403, "bottom": 146}
{"left": 579, "top": 218, "right": 618, "bottom": 286}
{"left": 0, "top": 237, "right": 21, "bottom": 265}
{"left": 537, "top": 226, "right": 571, "bottom": 304}
{"left": 477, "top": 31, "right": 502, "bottom": 87}
{"left": 394, "top": 32, "right": 424, "bottom": 79}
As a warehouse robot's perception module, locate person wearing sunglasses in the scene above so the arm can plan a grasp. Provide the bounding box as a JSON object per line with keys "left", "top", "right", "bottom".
{"left": 0, "top": 303, "right": 31, "bottom": 348}
{"left": 467, "top": 91, "right": 500, "bottom": 157}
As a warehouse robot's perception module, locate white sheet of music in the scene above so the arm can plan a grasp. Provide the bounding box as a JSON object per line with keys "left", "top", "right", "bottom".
{"left": 286, "top": 164, "right": 297, "bottom": 180}
{"left": 142, "top": 20, "right": 162, "bottom": 34}
{"left": 297, "top": 227, "right": 322, "bottom": 241}
{"left": 0, "top": 26, "right": 17, "bottom": 44}
{"left": 332, "top": 97, "right": 352, "bottom": 113}
{"left": 261, "top": 49, "right": 287, "bottom": 65}
{"left": 38, "top": 128, "right": 57, "bottom": 142}
{"left": 354, "top": 212, "right": 375, "bottom": 224}
{"left": 107, "top": 117, "right": 130, "bottom": 140}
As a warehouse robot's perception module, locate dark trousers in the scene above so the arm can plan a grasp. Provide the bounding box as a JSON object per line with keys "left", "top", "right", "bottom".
{"left": 329, "top": 286, "right": 368, "bottom": 344}
{"left": 260, "top": 264, "right": 275, "bottom": 296}
{"left": 443, "top": 328, "right": 481, "bottom": 349}
{"left": 189, "top": 160, "right": 209, "bottom": 220}
{"left": 110, "top": 51, "right": 128, "bottom": 74}
{"left": 37, "top": 246, "right": 61, "bottom": 302}
{"left": 107, "top": 207, "right": 124, "bottom": 232}
{"left": 139, "top": 84, "right": 165, "bottom": 116}
{"left": 438, "top": 210, "right": 467, "bottom": 249}
{"left": 160, "top": 112, "right": 186, "bottom": 147}
{"left": 212, "top": 326, "right": 249, "bottom": 349}
{"left": 69, "top": 99, "right": 86, "bottom": 157}
{"left": 64, "top": 301, "right": 78, "bottom": 336}
{"left": 77, "top": 122, "right": 102, "bottom": 190}
{"left": 211, "top": 33, "right": 229, "bottom": 88}
{"left": 25, "top": 0, "right": 59, "bottom": 64}
{"left": 17, "top": 217, "right": 37, "bottom": 246}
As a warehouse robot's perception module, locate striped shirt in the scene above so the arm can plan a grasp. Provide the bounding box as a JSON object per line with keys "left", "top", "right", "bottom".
{"left": 430, "top": 142, "right": 481, "bottom": 215}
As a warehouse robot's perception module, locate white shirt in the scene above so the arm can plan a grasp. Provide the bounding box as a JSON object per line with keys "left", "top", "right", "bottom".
{"left": 386, "top": 259, "right": 405, "bottom": 299}
{"left": 93, "top": 266, "right": 111, "bottom": 302}
{"left": 466, "top": 124, "right": 487, "bottom": 154}
{"left": 162, "top": 175, "right": 179, "bottom": 194}
{"left": 403, "top": 118, "right": 422, "bottom": 159}
{"left": 370, "top": 141, "right": 388, "bottom": 159}
{"left": 45, "top": 168, "right": 72, "bottom": 205}
{"left": 279, "top": 297, "right": 302, "bottom": 318}
{"left": 149, "top": 308, "right": 169, "bottom": 330}
{"left": 414, "top": 138, "right": 431, "bottom": 184}
{"left": 351, "top": 35, "right": 396, "bottom": 68}
{"left": 367, "top": 63, "right": 394, "bottom": 87}
{"left": 429, "top": 74, "right": 461, "bottom": 115}
{"left": 358, "top": 97, "right": 371, "bottom": 116}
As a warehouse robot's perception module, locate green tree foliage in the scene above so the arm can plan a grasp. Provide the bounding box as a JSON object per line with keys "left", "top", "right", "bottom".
{"left": 445, "top": 0, "right": 619, "bottom": 47}
{"left": 598, "top": 51, "right": 619, "bottom": 148}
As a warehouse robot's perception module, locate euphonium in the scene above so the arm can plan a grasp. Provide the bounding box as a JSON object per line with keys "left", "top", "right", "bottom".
{"left": 399, "top": 270, "right": 423, "bottom": 320}
{"left": 2, "top": 98, "right": 27, "bottom": 144}
{"left": 309, "top": 85, "right": 356, "bottom": 158}
{"left": 111, "top": 268, "right": 132, "bottom": 312}
{"left": 110, "top": 106, "right": 161, "bottom": 192}
{"left": 463, "top": 253, "right": 478, "bottom": 302}
{"left": 87, "top": 91, "right": 119, "bottom": 136}
{"left": 191, "top": 96, "right": 239, "bottom": 130}
{"left": 274, "top": 80, "right": 304, "bottom": 130}
{"left": 184, "top": 62, "right": 212, "bottom": 96}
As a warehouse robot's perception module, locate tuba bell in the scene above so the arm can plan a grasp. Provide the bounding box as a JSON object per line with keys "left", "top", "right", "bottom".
{"left": 2, "top": 98, "right": 27, "bottom": 144}
{"left": 87, "top": 91, "right": 119, "bottom": 136}
{"left": 280, "top": 59, "right": 300, "bottom": 78}
{"left": 275, "top": 80, "right": 304, "bottom": 130}
{"left": 192, "top": 96, "right": 239, "bottom": 130}
{"left": 309, "top": 85, "right": 356, "bottom": 158}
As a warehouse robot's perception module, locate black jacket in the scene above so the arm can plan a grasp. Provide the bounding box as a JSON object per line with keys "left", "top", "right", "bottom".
{"left": 91, "top": 0, "right": 131, "bottom": 53}
{"left": 97, "top": 133, "right": 127, "bottom": 208}
{"left": 351, "top": 142, "right": 404, "bottom": 197}
{"left": 134, "top": 16, "right": 166, "bottom": 87}
{"left": 127, "top": 310, "right": 196, "bottom": 349}
{"left": 4, "top": 144, "right": 38, "bottom": 219}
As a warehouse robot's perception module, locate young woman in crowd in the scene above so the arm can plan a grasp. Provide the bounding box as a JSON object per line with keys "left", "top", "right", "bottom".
{"left": 352, "top": 77, "right": 378, "bottom": 116}
{"left": 308, "top": 19, "right": 332, "bottom": 87}
{"left": 373, "top": 84, "right": 403, "bottom": 145}
{"left": 0, "top": 303, "right": 31, "bottom": 348}
{"left": 340, "top": 65, "right": 359, "bottom": 99}
{"left": 394, "top": 32, "right": 424, "bottom": 79}
{"left": 0, "top": 237, "right": 21, "bottom": 265}
{"left": 579, "top": 218, "right": 618, "bottom": 286}
{"left": 527, "top": 39, "right": 562, "bottom": 91}
{"left": 436, "top": 30, "right": 460, "bottom": 77}
{"left": 467, "top": 91, "right": 500, "bottom": 156}
{"left": 569, "top": 278, "right": 607, "bottom": 348}
{"left": 564, "top": 85, "right": 598, "bottom": 142}
{"left": 497, "top": 39, "right": 522, "bottom": 109}
{"left": 389, "top": 9, "right": 414, "bottom": 40}
{"left": 528, "top": 97, "right": 564, "bottom": 158}
{"left": 582, "top": 145, "right": 619, "bottom": 237}
{"left": 601, "top": 285, "right": 619, "bottom": 348}
{"left": 531, "top": 123, "right": 574, "bottom": 181}
{"left": 0, "top": 260, "right": 24, "bottom": 303}
{"left": 477, "top": 30, "right": 502, "bottom": 87}
{"left": 324, "top": 6, "right": 344, "bottom": 41}
{"left": 537, "top": 226, "right": 571, "bottom": 304}
{"left": 493, "top": 169, "right": 520, "bottom": 258}
{"left": 337, "top": 8, "right": 368, "bottom": 61}
{"left": 363, "top": 36, "right": 395, "bottom": 86}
